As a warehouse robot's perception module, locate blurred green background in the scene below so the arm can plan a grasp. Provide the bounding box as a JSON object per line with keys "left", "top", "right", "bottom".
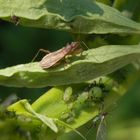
{"left": 0, "top": 13, "right": 140, "bottom": 139}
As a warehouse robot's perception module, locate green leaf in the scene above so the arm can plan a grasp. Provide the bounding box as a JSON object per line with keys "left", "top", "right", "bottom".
{"left": 7, "top": 78, "right": 122, "bottom": 133}
{"left": 31, "top": 86, "right": 100, "bottom": 129}
{"left": 0, "top": 0, "right": 140, "bottom": 34}
{"left": 113, "top": 0, "right": 140, "bottom": 19}
{"left": 8, "top": 99, "right": 58, "bottom": 133}
{"left": 0, "top": 45, "right": 140, "bottom": 87}
{"left": 7, "top": 75, "right": 126, "bottom": 139}
{"left": 55, "top": 119, "right": 87, "bottom": 140}
{"left": 20, "top": 100, "right": 58, "bottom": 133}
{"left": 7, "top": 86, "right": 100, "bottom": 140}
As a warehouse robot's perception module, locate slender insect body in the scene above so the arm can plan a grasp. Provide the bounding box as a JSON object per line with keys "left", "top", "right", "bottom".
{"left": 39, "top": 42, "right": 81, "bottom": 69}
{"left": 39, "top": 48, "right": 65, "bottom": 68}
{"left": 95, "top": 112, "right": 108, "bottom": 140}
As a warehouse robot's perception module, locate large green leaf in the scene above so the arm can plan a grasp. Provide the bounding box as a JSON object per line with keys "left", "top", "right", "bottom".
{"left": 8, "top": 79, "right": 123, "bottom": 134}
{"left": 0, "top": 0, "right": 140, "bottom": 34}
{"left": 0, "top": 44, "right": 140, "bottom": 87}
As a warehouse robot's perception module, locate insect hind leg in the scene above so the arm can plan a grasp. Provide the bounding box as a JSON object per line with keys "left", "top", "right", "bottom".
{"left": 32, "top": 49, "right": 51, "bottom": 62}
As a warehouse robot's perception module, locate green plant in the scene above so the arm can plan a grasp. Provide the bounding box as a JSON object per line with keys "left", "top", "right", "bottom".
{"left": 0, "top": 0, "right": 140, "bottom": 140}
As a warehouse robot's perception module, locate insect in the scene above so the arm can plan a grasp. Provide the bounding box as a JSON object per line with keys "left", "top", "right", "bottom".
{"left": 63, "top": 87, "right": 73, "bottom": 103}
{"left": 39, "top": 42, "right": 82, "bottom": 69}
{"left": 11, "top": 15, "right": 20, "bottom": 25}
{"left": 94, "top": 101, "right": 119, "bottom": 140}
{"left": 61, "top": 87, "right": 76, "bottom": 123}
{"left": 85, "top": 92, "right": 116, "bottom": 140}
{"left": 86, "top": 112, "right": 108, "bottom": 140}
{"left": 77, "top": 79, "right": 109, "bottom": 105}
{"left": 94, "top": 112, "right": 108, "bottom": 140}
{"left": 60, "top": 109, "right": 75, "bottom": 123}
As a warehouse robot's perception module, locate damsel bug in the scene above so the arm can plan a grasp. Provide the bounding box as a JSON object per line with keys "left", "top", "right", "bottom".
{"left": 39, "top": 42, "right": 83, "bottom": 69}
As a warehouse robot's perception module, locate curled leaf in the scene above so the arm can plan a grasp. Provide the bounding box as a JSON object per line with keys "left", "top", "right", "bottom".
{"left": 8, "top": 99, "right": 58, "bottom": 133}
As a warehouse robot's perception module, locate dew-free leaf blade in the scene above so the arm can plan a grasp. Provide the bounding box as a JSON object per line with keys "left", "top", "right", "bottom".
{"left": 8, "top": 99, "right": 58, "bottom": 133}
{"left": 0, "top": 0, "right": 140, "bottom": 34}
{"left": 0, "top": 45, "right": 140, "bottom": 87}
{"left": 7, "top": 83, "right": 115, "bottom": 132}
{"left": 7, "top": 86, "right": 100, "bottom": 137}
{"left": 31, "top": 86, "right": 99, "bottom": 130}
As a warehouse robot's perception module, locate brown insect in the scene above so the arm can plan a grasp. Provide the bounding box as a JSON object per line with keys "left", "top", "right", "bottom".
{"left": 39, "top": 42, "right": 82, "bottom": 69}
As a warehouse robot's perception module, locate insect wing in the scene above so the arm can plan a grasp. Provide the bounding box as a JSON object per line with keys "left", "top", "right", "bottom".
{"left": 96, "top": 116, "right": 107, "bottom": 140}
{"left": 40, "top": 47, "right": 67, "bottom": 68}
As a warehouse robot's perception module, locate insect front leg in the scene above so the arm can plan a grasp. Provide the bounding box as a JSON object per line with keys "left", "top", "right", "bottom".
{"left": 61, "top": 56, "right": 71, "bottom": 69}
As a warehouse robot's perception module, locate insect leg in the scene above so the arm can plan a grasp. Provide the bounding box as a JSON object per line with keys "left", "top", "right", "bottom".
{"left": 64, "top": 57, "right": 71, "bottom": 64}
{"left": 32, "top": 49, "right": 51, "bottom": 62}
{"left": 61, "top": 56, "right": 71, "bottom": 69}
{"left": 80, "top": 41, "right": 89, "bottom": 50}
